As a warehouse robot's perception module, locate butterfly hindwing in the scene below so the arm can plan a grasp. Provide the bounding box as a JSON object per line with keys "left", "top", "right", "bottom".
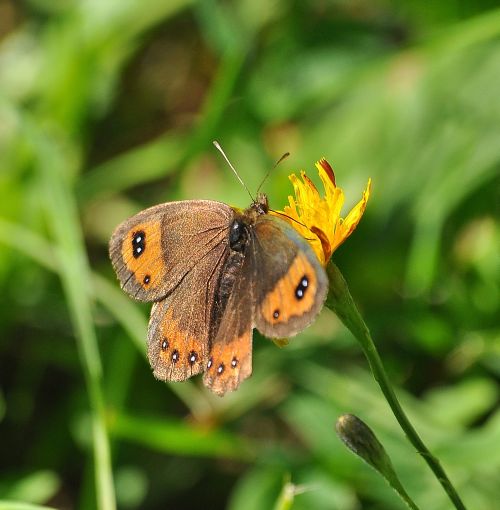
{"left": 251, "top": 215, "right": 328, "bottom": 338}
{"left": 147, "top": 228, "right": 231, "bottom": 382}
{"left": 109, "top": 200, "right": 233, "bottom": 302}
{"left": 203, "top": 252, "right": 254, "bottom": 396}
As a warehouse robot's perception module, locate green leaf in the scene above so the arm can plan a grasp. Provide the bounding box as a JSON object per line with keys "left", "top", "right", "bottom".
{"left": 109, "top": 412, "right": 257, "bottom": 460}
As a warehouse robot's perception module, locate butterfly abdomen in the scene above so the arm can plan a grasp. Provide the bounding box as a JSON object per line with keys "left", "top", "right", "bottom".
{"left": 211, "top": 226, "right": 248, "bottom": 337}
{"left": 217, "top": 249, "right": 243, "bottom": 299}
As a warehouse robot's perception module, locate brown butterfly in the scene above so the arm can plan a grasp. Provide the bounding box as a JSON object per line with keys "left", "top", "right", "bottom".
{"left": 109, "top": 179, "right": 328, "bottom": 396}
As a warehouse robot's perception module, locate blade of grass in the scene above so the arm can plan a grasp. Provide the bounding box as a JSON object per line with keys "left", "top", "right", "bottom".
{"left": 109, "top": 411, "right": 256, "bottom": 461}
{"left": 76, "top": 132, "right": 185, "bottom": 202}
{"left": 0, "top": 503, "right": 58, "bottom": 510}
{"left": 30, "top": 130, "right": 115, "bottom": 510}
{"left": 180, "top": 49, "right": 247, "bottom": 163}
{"left": 425, "top": 6, "right": 500, "bottom": 53}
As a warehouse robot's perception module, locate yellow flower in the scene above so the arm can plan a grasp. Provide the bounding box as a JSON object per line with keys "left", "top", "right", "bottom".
{"left": 274, "top": 158, "right": 371, "bottom": 266}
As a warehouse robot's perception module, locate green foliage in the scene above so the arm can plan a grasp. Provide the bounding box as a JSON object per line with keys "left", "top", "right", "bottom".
{"left": 0, "top": 1, "right": 498, "bottom": 509}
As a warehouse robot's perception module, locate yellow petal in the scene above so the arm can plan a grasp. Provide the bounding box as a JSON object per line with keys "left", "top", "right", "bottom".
{"left": 273, "top": 160, "right": 371, "bottom": 266}
{"left": 331, "top": 178, "right": 371, "bottom": 253}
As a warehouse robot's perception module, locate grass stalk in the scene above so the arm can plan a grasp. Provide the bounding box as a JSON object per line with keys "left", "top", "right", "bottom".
{"left": 34, "top": 135, "right": 116, "bottom": 510}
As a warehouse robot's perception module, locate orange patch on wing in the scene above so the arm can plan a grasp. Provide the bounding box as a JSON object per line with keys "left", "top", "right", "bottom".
{"left": 121, "top": 221, "right": 166, "bottom": 290}
{"left": 152, "top": 307, "right": 207, "bottom": 382}
{"left": 203, "top": 331, "right": 252, "bottom": 396}
{"left": 260, "top": 253, "right": 318, "bottom": 324}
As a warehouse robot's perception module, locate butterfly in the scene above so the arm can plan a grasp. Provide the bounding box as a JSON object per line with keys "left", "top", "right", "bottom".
{"left": 109, "top": 191, "right": 328, "bottom": 396}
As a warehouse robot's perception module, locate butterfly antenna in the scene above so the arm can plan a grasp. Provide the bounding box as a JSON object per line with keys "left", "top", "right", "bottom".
{"left": 256, "top": 152, "right": 290, "bottom": 196}
{"left": 270, "top": 209, "right": 308, "bottom": 229}
{"left": 270, "top": 209, "right": 317, "bottom": 241}
{"left": 213, "top": 141, "right": 254, "bottom": 202}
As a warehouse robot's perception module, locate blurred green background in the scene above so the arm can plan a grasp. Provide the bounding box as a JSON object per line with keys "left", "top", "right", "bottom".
{"left": 0, "top": 1, "right": 499, "bottom": 509}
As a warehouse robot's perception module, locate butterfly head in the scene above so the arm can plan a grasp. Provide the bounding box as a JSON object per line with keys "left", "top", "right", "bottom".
{"left": 250, "top": 193, "right": 269, "bottom": 216}
{"left": 240, "top": 193, "right": 269, "bottom": 224}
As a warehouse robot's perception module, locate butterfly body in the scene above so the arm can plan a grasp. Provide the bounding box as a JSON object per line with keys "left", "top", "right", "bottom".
{"left": 109, "top": 194, "right": 327, "bottom": 395}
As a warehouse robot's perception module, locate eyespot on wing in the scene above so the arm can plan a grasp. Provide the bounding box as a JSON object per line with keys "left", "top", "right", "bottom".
{"left": 260, "top": 252, "right": 318, "bottom": 323}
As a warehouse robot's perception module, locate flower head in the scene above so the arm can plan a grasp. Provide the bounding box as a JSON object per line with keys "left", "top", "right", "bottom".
{"left": 274, "top": 159, "right": 371, "bottom": 266}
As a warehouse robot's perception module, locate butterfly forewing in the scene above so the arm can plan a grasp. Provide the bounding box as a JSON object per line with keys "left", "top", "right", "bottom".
{"left": 109, "top": 200, "right": 233, "bottom": 302}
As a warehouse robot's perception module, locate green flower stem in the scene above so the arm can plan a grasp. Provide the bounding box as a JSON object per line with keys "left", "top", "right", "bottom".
{"left": 325, "top": 262, "right": 467, "bottom": 510}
